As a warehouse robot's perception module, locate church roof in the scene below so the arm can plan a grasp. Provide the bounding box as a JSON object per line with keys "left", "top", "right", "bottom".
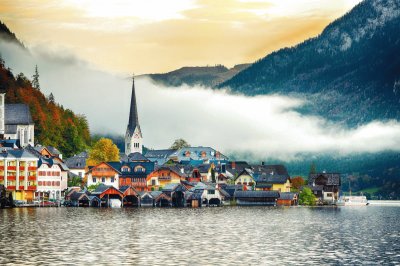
{"left": 127, "top": 152, "right": 149, "bottom": 162}
{"left": 127, "top": 77, "right": 140, "bottom": 136}
{"left": 5, "top": 104, "right": 34, "bottom": 125}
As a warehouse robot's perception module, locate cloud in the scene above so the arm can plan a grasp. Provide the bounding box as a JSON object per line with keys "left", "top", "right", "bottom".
{"left": 1, "top": 39, "right": 400, "bottom": 161}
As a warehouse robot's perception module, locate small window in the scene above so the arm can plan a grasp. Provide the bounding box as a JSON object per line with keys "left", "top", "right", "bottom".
{"left": 79, "top": 172, "right": 82, "bottom": 177}
{"left": 151, "top": 179, "right": 156, "bottom": 186}
{"left": 93, "top": 177, "right": 96, "bottom": 183}
{"left": 102, "top": 177, "right": 106, "bottom": 183}
{"left": 111, "top": 177, "right": 115, "bottom": 183}
{"left": 208, "top": 190, "right": 215, "bottom": 195}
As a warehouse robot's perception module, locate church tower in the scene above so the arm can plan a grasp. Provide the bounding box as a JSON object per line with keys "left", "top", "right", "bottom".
{"left": 125, "top": 76, "right": 143, "bottom": 155}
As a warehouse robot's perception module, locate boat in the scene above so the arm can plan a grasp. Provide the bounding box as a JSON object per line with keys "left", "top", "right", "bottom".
{"left": 336, "top": 195, "right": 369, "bottom": 206}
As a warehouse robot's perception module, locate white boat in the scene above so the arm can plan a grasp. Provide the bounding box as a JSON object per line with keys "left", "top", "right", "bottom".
{"left": 336, "top": 195, "right": 369, "bottom": 206}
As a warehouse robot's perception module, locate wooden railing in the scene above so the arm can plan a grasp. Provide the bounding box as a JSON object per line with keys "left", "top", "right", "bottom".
{"left": 27, "top": 186, "right": 37, "bottom": 191}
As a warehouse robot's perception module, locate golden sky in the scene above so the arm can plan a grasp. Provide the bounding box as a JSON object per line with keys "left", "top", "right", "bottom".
{"left": 0, "top": 0, "right": 361, "bottom": 74}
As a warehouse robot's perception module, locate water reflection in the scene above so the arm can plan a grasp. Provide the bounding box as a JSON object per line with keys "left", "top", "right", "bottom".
{"left": 1, "top": 206, "right": 399, "bottom": 265}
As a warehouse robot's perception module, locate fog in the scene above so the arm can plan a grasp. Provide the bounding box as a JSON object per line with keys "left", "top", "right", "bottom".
{"left": 1, "top": 40, "right": 400, "bottom": 160}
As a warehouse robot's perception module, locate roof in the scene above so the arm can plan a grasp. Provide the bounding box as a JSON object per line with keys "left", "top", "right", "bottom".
{"left": 279, "top": 192, "right": 297, "bottom": 200}
{"left": 309, "top": 173, "right": 341, "bottom": 186}
{"left": 234, "top": 190, "right": 280, "bottom": 198}
{"left": 46, "top": 146, "right": 61, "bottom": 155}
{"left": 0, "top": 139, "right": 20, "bottom": 148}
{"left": 0, "top": 148, "right": 38, "bottom": 160}
{"left": 127, "top": 78, "right": 140, "bottom": 136}
{"left": 191, "top": 182, "right": 216, "bottom": 191}
{"left": 145, "top": 149, "right": 176, "bottom": 159}
{"left": 252, "top": 164, "right": 289, "bottom": 177}
{"left": 4, "top": 104, "right": 34, "bottom": 125}
{"left": 65, "top": 152, "right": 88, "bottom": 169}
{"left": 127, "top": 152, "right": 149, "bottom": 162}
{"left": 169, "top": 146, "right": 229, "bottom": 162}
{"left": 69, "top": 191, "right": 89, "bottom": 201}
{"left": 255, "top": 183, "right": 272, "bottom": 189}
{"left": 107, "top": 161, "right": 155, "bottom": 177}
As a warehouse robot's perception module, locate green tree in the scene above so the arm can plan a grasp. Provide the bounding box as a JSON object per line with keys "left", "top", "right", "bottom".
{"left": 170, "top": 138, "right": 190, "bottom": 150}
{"left": 87, "top": 138, "right": 120, "bottom": 166}
{"left": 299, "top": 187, "right": 316, "bottom": 206}
{"left": 32, "top": 65, "right": 40, "bottom": 91}
{"left": 87, "top": 183, "right": 102, "bottom": 192}
{"left": 48, "top": 92, "right": 55, "bottom": 103}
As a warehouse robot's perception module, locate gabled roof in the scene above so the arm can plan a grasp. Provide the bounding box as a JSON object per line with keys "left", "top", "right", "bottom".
{"left": 169, "top": 146, "right": 229, "bottom": 162}
{"left": 309, "top": 173, "right": 341, "bottom": 186}
{"left": 145, "top": 149, "right": 176, "bottom": 159}
{"left": 4, "top": 104, "right": 34, "bottom": 125}
{"left": 127, "top": 152, "right": 150, "bottom": 162}
{"left": 65, "top": 152, "right": 88, "bottom": 169}
{"left": 279, "top": 192, "right": 297, "bottom": 200}
{"left": 70, "top": 191, "right": 90, "bottom": 201}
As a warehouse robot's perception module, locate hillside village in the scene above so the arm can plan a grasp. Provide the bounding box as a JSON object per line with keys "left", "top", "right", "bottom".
{"left": 0, "top": 77, "right": 341, "bottom": 208}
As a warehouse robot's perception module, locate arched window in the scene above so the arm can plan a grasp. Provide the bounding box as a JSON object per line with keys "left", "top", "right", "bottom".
{"left": 134, "top": 165, "right": 145, "bottom": 173}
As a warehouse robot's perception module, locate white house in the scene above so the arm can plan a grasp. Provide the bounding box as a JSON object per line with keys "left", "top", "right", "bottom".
{"left": 36, "top": 157, "right": 69, "bottom": 200}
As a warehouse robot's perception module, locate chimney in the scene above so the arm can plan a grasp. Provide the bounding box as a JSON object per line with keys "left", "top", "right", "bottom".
{"left": 232, "top": 161, "right": 236, "bottom": 169}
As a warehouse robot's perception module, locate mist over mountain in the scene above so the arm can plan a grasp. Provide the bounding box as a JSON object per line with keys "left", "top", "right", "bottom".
{"left": 220, "top": 0, "right": 400, "bottom": 126}
{"left": 146, "top": 64, "right": 250, "bottom": 88}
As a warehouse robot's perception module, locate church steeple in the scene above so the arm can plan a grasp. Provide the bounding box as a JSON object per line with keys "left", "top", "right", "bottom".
{"left": 127, "top": 74, "right": 140, "bottom": 135}
{"left": 125, "top": 75, "right": 143, "bottom": 155}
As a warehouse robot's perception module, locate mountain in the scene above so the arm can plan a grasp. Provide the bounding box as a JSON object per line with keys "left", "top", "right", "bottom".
{"left": 0, "top": 22, "right": 91, "bottom": 157}
{"left": 220, "top": 0, "right": 400, "bottom": 126}
{"left": 0, "top": 21, "right": 25, "bottom": 48}
{"left": 147, "top": 64, "right": 250, "bottom": 87}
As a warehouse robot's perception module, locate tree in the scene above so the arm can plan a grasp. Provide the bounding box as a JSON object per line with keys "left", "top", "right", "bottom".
{"left": 87, "top": 138, "right": 120, "bottom": 166}
{"left": 170, "top": 138, "right": 190, "bottom": 150}
{"left": 299, "top": 187, "right": 316, "bottom": 206}
{"left": 48, "top": 93, "right": 55, "bottom": 103}
{"left": 87, "top": 183, "right": 102, "bottom": 192}
{"left": 32, "top": 65, "right": 40, "bottom": 91}
{"left": 291, "top": 176, "right": 305, "bottom": 191}
{"left": 0, "top": 53, "right": 4, "bottom": 68}
{"left": 309, "top": 162, "right": 317, "bottom": 175}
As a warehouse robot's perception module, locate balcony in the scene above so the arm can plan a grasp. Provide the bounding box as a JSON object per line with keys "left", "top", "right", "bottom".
{"left": 28, "top": 176, "right": 36, "bottom": 181}
{"left": 28, "top": 167, "right": 37, "bottom": 171}
{"left": 27, "top": 186, "right": 37, "bottom": 191}
{"left": 0, "top": 176, "right": 3, "bottom": 181}
{"left": 6, "top": 186, "right": 16, "bottom": 190}
{"left": 7, "top": 176, "right": 16, "bottom": 181}
{"left": 0, "top": 166, "right": 4, "bottom": 170}
{"left": 19, "top": 166, "right": 25, "bottom": 170}
{"left": 18, "top": 186, "right": 25, "bottom": 190}
{"left": 8, "top": 166, "right": 17, "bottom": 171}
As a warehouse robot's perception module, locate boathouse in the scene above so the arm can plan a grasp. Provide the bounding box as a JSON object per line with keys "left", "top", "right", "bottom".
{"left": 234, "top": 190, "right": 280, "bottom": 206}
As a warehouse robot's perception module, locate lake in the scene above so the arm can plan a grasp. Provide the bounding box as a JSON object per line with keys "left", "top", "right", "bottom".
{"left": 1, "top": 205, "right": 400, "bottom": 265}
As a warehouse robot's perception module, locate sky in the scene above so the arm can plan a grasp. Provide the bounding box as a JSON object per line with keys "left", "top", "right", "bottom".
{"left": 0, "top": 0, "right": 362, "bottom": 74}
{"left": 3, "top": 0, "right": 398, "bottom": 161}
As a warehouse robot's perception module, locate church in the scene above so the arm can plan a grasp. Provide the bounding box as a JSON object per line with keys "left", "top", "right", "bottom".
{"left": 0, "top": 93, "right": 34, "bottom": 147}
{"left": 125, "top": 76, "right": 143, "bottom": 155}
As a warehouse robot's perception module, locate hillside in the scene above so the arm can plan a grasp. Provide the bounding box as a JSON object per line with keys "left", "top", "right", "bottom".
{"left": 0, "top": 22, "right": 90, "bottom": 157}
{"left": 147, "top": 64, "right": 250, "bottom": 87}
{"left": 0, "top": 21, "right": 24, "bottom": 48}
{"left": 220, "top": 0, "right": 400, "bottom": 126}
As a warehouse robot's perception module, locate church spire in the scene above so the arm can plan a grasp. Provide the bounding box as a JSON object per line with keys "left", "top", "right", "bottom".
{"left": 128, "top": 74, "right": 140, "bottom": 135}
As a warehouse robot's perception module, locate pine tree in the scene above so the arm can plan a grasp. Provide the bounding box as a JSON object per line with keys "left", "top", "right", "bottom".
{"left": 32, "top": 65, "right": 40, "bottom": 91}
{"left": 309, "top": 162, "right": 317, "bottom": 175}
{"left": 48, "top": 93, "right": 55, "bottom": 103}
{"left": 0, "top": 53, "right": 4, "bottom": 68}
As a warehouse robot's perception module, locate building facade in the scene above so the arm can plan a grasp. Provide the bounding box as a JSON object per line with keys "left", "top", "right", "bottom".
{"left": 0, "top": 149, "right": 38, "bottom": 202}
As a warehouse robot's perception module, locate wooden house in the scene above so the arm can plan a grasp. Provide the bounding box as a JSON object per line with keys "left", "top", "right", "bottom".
{"left": 234, "top": 190, "right": 280, "bottom": 206}
{"left": 87, "top": 162, "right": 121, "bottom": 189}
{"left": 234, "top": 169, "right": 256, "bottom": 190}
{"left": 146, "top": 166, "right": 185, "bottom": 191}
{"left": 308, "top": 173, "right": 341, "bottom": 204}
{"left": 277, "top": 192, "right": 298, "bottom": 206}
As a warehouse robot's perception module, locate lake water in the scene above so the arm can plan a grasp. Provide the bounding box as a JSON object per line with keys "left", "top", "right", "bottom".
{"left": 1, "top": 205, "right": 400, "bottom": 265}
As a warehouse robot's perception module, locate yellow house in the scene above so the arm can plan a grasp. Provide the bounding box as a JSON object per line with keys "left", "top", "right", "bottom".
{"left": 146, "top": 166, "right": 185, "bottom": 191}
{"left": 0, "top": 149, "right": 39, "bottom": 202}
{"left": 255, "top": 174, "right": 291, "bottom": 192}
{"left": 234, "top": 169, "right": 256, "bottom": 190}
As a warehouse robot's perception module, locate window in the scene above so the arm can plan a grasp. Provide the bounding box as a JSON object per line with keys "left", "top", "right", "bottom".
{"left": 151, "top": 179, "right": 156, "bottom": 186}
{"left": 327, "top": 193, "right": 332, "bottom": 197}
{"left": 111, "top": 177, "right": 115, "bottom": 183}
{"left": 38, "top": 181, "right": 42, "bottom": 186}
{"left": 102, "top": 177, "right": 106, "bottom": 183}
{"left": 92, "top": 177, "right": 96, "bottom": 183}
{"left": 208, "top": 190, "right": 215, "bottom": 195}
{"left": 78, "top": 172, "right": 82, "bottom": 177}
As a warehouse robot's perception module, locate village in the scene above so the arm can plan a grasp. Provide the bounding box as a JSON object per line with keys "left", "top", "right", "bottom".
{"left": 0, "top": 79, "right": 341, "bottom": 208}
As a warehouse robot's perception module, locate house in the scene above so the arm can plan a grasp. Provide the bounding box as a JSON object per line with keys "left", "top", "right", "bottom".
{"left": 277, "top": 192, "right": 298, "bottom": 206}
{"left": 168, "top": 146, "right": 228, "bottom": 165}
{"left": 86, "top": 162, "right": 121, "bottom": 189}
{"left": 0, "top": 93, "right": 35, "bottom": 147}
{"left": 139, "top": 191, "right": 155, "bottom": 207}
{"left": 234, "top": 190, "right": 280, "bottom": 206}
{"left": 144, "top": 149, "right": 176, "bottom": 166}
{"left": 69, "top": 191, "right": 90, "bottom": 207}
{"left": 162, "top": 183, "right": 187, "bottom": 207}
{"left": 36, "top": 157, "right": 69, "bottom": 201}
{"left": 0, "top": 148, "right": 39, "bottom": 203}
{"left": 113, "top": 160, "right": 154, "bottom": 191}
{"left": 90, "top": 184, "right": 124, "bottom": 207}
{"left": 254, "top": 173, "right": 291, "bottom": 192}
{"left": 119, "top": 185, "right": 140, "bottom": 207}
{"left": 146, "top": 166, "right": 186, "bottom": 191}
{"left": 234, "top": 169, "right": 256, "bottom": 190}
{"left": 65, "top": 152, "right": 88, "bottom": 178}
{"left": 308, "top": 173, "right": 341, "bottom": 204}
{"left": 187, "top": 182, "right": 222, "bottom": 207}
{"left": 225, "top": 161, "right": 251, "bottom": 180}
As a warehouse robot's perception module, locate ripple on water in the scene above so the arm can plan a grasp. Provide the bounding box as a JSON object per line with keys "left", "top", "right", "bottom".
{"left": 1, "top": 206, "right": 400, "bottom": 265}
